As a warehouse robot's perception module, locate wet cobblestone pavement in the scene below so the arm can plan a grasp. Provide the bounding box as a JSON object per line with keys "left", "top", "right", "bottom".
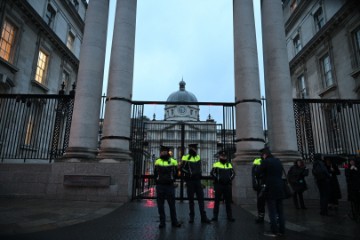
{"left": 0, "top": 198, "right": 359, "bottom": 240}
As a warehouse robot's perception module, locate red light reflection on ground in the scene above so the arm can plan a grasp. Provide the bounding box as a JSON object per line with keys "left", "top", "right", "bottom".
{"left": 144, "top": 199, "right": 157, "bottom": 208}
{"left": 148, "top": 187, "right": 156, "bottom": 198}
{"left": 207, "top": 187, "right": 215, "bottom": 209}
{"left": 143, "top": 187, "right": 157, "bottom": 208}
{"left": 207, "top": 201, "right": 214, "bottom": 209}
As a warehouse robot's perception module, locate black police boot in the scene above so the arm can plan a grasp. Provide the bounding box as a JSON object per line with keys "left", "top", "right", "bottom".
{"left": 201, "top": 217, "right": 211, "bottom": 224}
{"left": 172, "top": 221, "right": 182, "bottom": 228}
{"left": 189, "top": 214, "right": 194, "bottom": 223}
{"left": 255, "top": 212, "right": 264, "bottom": 223}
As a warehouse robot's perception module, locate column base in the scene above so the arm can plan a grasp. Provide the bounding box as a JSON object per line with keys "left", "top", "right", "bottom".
{"left": 271, "top": 150, "right": 301, "bottom": 163}
{"left": 59, "top": 147, "right": 98, "bottom": 162}
{"left": 97, "top": 148, "right": 132, "bottom": 162}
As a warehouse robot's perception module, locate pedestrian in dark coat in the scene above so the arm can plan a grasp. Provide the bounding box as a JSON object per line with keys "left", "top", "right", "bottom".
{"left": 345, "top": 159, "right": 360, "bottom": 201}
{"left": 288, "top": 160, "right": 309, "bottom": 209}
{"left": 259, "top": 147, "right": 286, "bottom": 237}
{"left": 325, "top": 158, "right": 342, "bottom": 209}
{"left": 345, "top": 158, "right": 360, "bottom": 221}
{"left": 313, "top": 154, "right": 331, "bottom": 216}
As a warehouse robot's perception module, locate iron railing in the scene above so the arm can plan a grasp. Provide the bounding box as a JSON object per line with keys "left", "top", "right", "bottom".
{"left": 129, "top": 101, "right": 236, "bottom": 200}
{"left": 294, "top": 98, "right": 360, "bottom": 162}
{"left": 0, "top": 91, "right": 74, "bottom": 163}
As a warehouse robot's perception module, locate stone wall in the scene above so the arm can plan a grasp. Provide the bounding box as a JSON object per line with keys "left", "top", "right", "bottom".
{"left": 0, "top": 161, "right": 134, "bottom": 203}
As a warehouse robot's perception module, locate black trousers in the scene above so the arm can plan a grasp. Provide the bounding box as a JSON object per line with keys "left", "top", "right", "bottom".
{"left": 213, "top": 183, "right": 233, "bottom": 218}
{"left": 293, "top": 191, "right": 305, "bottom": 208}
{"left": 156, "top": 184, "right": 178, "bottom": 225}
{"left": 186, "top": 179, "right": 207, "bottom": 220}
{"left": 267, "top": 198, "right": 285, "bottom": 234}
{"left": 257, "top": 190, "right": 266, "bottom": 217}
{"left": 317, "top": 179, "right": 330, "bottom": 214}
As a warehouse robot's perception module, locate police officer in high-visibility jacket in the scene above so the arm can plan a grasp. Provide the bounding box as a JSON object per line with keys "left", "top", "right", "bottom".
{"left": 211, "top": 150, "right": 236, "bottom": 222}
{"left": 252, "top": 157, "right": 266, "bottom": 223}
{"left": 154, "top": 145, "right": 182, "bottom": 229}
{"left": 181, "top": 143, "right": 211, "bottom": 224}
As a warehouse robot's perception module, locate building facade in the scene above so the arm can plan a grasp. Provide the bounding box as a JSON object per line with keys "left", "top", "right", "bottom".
{"left": 0, "top": 0, "right": 87, "bottom": 94}
{"left": 143, "top": 80, "right": 220, "bottom": 175}
{"left": 283, "top": 0, "right": 360, "bottom": 99}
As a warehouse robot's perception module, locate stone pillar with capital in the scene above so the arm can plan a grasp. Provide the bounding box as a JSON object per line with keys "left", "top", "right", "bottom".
{"left": 98, "top": 0, "right": 137, "bottom": 161}
{"left": 63, "top": 0, "right": 109, "bottom": 161}
{"left": 261, "top": 0, "right": 300, "bottom": 161}
{"left": 232, "top": 0, "right": 264, "bottom": 203}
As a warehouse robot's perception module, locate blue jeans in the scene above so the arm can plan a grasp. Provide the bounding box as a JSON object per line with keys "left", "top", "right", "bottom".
{"left": 266, "top": 199, "right": 285, "bottom": 234}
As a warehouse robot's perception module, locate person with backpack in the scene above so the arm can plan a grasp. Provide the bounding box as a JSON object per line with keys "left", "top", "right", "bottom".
{"left": 312, "top": 154, "right": 331, "bottom": 216}
{"left": 288, "top": 160, "right": 309, "bottom": 209}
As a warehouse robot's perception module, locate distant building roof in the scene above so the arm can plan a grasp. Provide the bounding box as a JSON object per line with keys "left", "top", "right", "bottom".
{"left": 166, "top": 80, "right": 198, "bottom": 102}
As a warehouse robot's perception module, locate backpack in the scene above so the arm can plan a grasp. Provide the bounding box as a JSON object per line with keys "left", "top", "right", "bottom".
{"left": 312, "top": 160, "right": 328, "bottom": 180}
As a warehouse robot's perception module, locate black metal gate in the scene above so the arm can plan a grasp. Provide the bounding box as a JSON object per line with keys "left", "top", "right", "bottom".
{"left": 293, "top": 99, "right": 360, "bottom": 162}
{"left": 130, "top": 101, "right": 236, "bottom": 200}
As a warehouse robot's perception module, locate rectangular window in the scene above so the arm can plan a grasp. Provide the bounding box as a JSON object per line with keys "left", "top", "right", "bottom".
{"left": 24, "top": 114, "right": 34, "bottom": 145}
{"left": 293, "top": 34, "right": 302, "bottom": 54}
{"left": 45, "top": 4, "right": 56, "bottom": 26}
{"left": 314, "top": 7, "right": 324, "bottom": 31}
{"left": 66, "top": 32, "right": 75, "bottom": 50}
{"left": 35, "top": 50, "right": 49, "bottom": 84}
{"left": 320, "top": 53, "right": 334, "bottom": 88}
{"left": 62, "top": 71, "right": 70, "bottom": 92}
{"left": 297, "top": 74, "right": 307, "bottom": 98}
{"left": 0, "top": 19, "right": 17, "bottom": 63}
{"left": 352, "top": 26, "right": 360, "bottom": 68}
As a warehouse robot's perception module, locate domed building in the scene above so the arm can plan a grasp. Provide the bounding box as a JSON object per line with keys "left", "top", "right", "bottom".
{"left": 165, "top": 80, "right": 200, "bottom": 121}
{"left": 143, "top": 79, "right": 219, "bottom": 175}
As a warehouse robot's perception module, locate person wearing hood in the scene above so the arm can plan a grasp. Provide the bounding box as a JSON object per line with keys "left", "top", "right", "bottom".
{"left": 210, "top": 150, "right": 236, "bottom": 222}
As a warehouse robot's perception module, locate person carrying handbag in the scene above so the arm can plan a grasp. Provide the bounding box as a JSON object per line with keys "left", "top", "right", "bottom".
{"left": 288, "top": 160, "right": 309, "bottom": 209}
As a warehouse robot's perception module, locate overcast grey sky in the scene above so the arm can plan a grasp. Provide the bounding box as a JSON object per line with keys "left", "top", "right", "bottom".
{"left": 103, "top": 0, "right": 263, "bottom": 122}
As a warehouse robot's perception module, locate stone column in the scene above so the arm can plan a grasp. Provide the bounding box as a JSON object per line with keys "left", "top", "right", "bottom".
{"left": 98, "top": 0, "right": 137, "bottom": 161}
{"left": 261, "top": 0, "right": 299, "bottom": 161}
{"left": 63, "top": 0, "right": 109, "bottom": 160}
{"left": 233, "top": 0, "right": 264, "bottom": 161}
{"left": 232, "top": 0, "right": 264, "bottom": 204}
